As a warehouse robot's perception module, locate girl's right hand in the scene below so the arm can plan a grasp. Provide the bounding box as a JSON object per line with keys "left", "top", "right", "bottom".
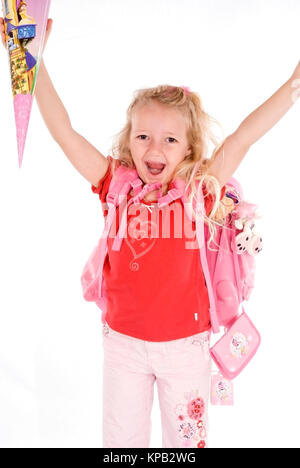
{"left": 0, "top": 17, "right": 6, "bottom": 49}
{"left": 0, "top": 17, "right": 53, "bottom": 51}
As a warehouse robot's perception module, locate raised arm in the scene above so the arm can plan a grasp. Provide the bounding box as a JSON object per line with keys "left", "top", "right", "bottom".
{"left": 207, "top": 61, "right": 300, "bottom": 188}
{"left": 0, "top": 17, "right": 108, "bottom": 187}
{"left": 35, "top": 59, "right": 109, "bottom": 187}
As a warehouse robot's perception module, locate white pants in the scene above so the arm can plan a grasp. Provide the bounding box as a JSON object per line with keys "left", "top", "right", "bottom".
{"left": 102, "top": 323, "right": 212, "bottom": 448}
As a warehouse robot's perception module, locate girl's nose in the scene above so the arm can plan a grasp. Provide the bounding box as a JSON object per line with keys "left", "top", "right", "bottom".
{"left": 148, "top": 139, "right": 164, "bottom": 155}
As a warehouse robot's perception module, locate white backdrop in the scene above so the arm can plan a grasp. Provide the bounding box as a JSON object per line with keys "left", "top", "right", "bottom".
{"left": 0, "top": 0, "right": 299, "bottom": 449}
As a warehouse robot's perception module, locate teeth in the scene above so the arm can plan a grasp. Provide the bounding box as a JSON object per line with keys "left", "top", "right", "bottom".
{"left": 146, "top": 161, "right": 165, "bottom": 169}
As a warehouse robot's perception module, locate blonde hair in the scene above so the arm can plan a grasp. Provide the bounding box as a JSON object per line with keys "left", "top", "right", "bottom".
{"left": 109, "top": 85, "right": 235, "bottom": 250}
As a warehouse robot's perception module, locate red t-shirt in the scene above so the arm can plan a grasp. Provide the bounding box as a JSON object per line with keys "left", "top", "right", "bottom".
{"left": 91, "top": 156, "right": 225, "bottom": 341}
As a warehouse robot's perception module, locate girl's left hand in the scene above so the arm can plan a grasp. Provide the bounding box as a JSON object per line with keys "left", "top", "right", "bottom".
{"left": 291, "top": 60, "right": 300, "bottom": 79}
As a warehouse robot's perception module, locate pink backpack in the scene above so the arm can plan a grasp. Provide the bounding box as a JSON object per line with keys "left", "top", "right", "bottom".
{"left": 81, "top": 164, "right": 263, "bottom": 377}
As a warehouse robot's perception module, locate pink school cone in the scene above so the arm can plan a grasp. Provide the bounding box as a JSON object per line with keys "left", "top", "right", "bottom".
{"left": 2, "top": 0, "right": 51, "bottom": 167}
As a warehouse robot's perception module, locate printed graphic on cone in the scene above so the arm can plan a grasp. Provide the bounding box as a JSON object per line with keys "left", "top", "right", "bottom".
{"left": 1, "top": 0, "right": 51, "bottom": 167}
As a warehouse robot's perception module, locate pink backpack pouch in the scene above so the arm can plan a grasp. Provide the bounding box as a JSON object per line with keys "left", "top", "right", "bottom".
{"left": 209, "top": 312, "right": 261, "bottom": 380}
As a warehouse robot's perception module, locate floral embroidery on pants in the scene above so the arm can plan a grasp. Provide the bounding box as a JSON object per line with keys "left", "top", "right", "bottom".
{"left": 174, "top": 389, "right": 207, "bottom": 448}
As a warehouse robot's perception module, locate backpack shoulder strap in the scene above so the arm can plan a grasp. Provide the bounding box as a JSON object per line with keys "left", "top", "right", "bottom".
{"left": 81, "top": 163, "right": 140, "bottom": 320}
{"left": 174, "top": 175, "right": 252, "bottom": 334}
{"left": 172, "top": 176, "right": 220, "bottom": 332}
{"left": 106, "top": 164, "right": 140, "bottom": 207}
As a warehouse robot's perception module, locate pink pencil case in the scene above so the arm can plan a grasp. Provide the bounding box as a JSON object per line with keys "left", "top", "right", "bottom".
{"left": 209, "top": 312, "right": 261, "bottom": 380}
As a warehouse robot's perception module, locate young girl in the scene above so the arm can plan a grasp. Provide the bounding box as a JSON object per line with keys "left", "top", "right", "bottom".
{"left": 1, "top": 17, "right": 299, "bottom": 449}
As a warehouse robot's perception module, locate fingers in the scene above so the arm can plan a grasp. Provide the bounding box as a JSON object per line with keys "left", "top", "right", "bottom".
{"left": 0, "top": 17, "right": 6, "bottom": 48}
{"left": 43, "top": 18, "right": 53, "bottom": 51}
{"left": 47, "top": 18, "right": 53, "bottom": 31}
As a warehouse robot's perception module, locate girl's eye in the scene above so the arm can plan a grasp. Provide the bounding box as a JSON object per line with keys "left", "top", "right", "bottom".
{"left": 137, "top": 135, "right": 177, "bottom": 143}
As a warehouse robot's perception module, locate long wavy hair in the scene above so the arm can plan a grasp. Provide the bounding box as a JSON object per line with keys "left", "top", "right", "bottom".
{"left": 109, "top": 85, "right": 235, "bottom": 250}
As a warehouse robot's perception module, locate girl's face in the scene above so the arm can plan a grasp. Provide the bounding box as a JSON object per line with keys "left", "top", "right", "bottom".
{"left": 129, "top": 101, "right": 191, "bottom": 190}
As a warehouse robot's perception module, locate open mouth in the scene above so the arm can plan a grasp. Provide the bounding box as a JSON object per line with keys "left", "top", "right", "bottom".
{"left": 145, "top": 161, "right": 166, "bottom": 176}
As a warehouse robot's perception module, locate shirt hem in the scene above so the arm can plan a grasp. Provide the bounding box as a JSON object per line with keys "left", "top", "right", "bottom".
{"left": 105, "top": 317, "right": 211, "bottom": 342}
